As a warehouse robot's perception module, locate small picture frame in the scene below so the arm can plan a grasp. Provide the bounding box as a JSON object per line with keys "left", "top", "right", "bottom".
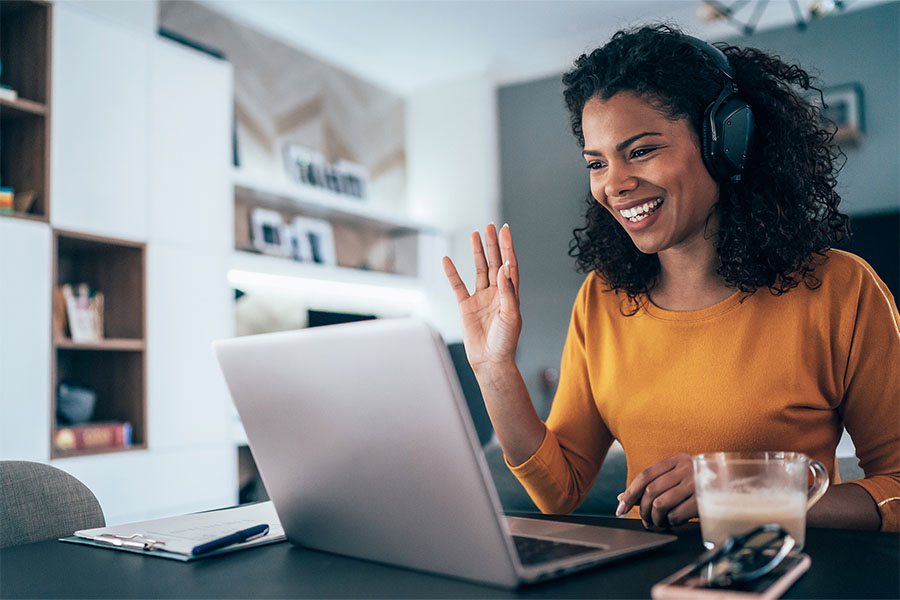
{"left": 282, "top": 143, "right": 369, "bottom": 200}
{"left": 250, "top": 208, "right": 291, "bottom": 257}
{"left": 822, "top": 84, "right": 864, "bottom": 147}
{"left": 287, "top": 222, "right": 313, "bottom": 262}
{"left": 334, "top": 159, "right": 369, "bottom": 200}
{"left": 322, "top": 164, "right": 343, "bottom": 194}
{"left": 290, "top": 216, "right": 337, "bottom": 266}
{"left": 283, "top": 144, "right": 328, "bottom": 188}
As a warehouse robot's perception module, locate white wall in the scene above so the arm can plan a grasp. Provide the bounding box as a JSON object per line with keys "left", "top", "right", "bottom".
{"left": 405, "top": 72, "right": 501, "bottom": 340}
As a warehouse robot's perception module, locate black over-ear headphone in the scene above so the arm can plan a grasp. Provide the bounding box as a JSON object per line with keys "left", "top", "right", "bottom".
{"left": 682, "top": 36, "right": 754, "bottom": 183}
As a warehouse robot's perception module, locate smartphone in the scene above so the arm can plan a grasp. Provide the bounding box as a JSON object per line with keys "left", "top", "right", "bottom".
{"left": 651, "top": 553, "right": 810, "bottom": 600}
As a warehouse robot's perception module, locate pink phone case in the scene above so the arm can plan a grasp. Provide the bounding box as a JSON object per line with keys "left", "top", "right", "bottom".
{"left": 651, "top": 553, "right": 811, "bottom": 600}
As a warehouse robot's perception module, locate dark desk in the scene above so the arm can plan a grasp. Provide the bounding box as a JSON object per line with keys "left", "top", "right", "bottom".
{"left": 1, "top": 515, "right": 897, "bottom": 599}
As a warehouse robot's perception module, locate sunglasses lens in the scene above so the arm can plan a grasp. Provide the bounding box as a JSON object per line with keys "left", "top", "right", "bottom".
{"left": 705, "top": 524, "right": 795, "bottom": 587}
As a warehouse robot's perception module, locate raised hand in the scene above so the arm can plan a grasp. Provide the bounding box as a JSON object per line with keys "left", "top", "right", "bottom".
{"left": 442, "top": 223, "right": 521, "bottom": 376}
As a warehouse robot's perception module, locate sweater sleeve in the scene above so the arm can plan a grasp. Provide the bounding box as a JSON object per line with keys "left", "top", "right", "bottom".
{"left": 508, "top": 276, "right": 615, "bottom": 514}
{"left": 838, "top": 257, "right": 900, "bottom": 532}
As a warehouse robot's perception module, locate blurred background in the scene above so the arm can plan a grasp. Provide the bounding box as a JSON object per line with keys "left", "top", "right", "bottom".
{"left": 1, "top": 0, "right": 896, "bottom": 524}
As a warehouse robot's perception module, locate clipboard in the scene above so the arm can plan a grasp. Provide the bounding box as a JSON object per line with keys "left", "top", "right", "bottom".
{"left": 59, "top": 501, "right": 287, "bottom": 561}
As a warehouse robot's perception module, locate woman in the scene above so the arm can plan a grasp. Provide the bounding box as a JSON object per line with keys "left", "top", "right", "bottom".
{"left": 442, "top": 25, "right": 898, "bottom": 532}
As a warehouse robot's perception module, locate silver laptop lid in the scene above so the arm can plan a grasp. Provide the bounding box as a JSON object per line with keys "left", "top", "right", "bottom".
{"left": 214, "top": 318, "right": 522, "bottom": 587}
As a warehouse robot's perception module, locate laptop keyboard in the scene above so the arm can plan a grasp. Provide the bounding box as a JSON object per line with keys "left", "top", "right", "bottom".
{"left": 512, "top": 535, "right": 603, "bottom": 567}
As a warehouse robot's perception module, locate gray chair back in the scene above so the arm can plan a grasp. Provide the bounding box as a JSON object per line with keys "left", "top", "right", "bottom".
{"left": 837, "top": 455, "right": 865, "bottom": 482}
{"left": 0, "top": 460, "right": 105, "bottom": 548}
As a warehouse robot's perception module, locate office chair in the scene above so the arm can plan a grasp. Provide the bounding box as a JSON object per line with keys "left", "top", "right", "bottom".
{"left": 0, "top": 460, "right": 105, "bottom": 548}
{"left": 837, "top": 455, "right": 865, "bottom": 482}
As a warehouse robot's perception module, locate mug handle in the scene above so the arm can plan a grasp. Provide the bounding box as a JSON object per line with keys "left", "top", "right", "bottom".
{"left": 807, "top": 460, "right": 830, "bottom": 510}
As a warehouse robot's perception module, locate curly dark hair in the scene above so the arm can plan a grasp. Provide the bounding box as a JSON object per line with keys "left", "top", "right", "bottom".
{"left": 563, "top": 24, "right": 849, "bottom": 307}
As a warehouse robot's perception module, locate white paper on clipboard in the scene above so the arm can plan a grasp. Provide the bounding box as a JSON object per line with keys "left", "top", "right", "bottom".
{"left": 62, "top": 501, "right": 286, "bottom": 561}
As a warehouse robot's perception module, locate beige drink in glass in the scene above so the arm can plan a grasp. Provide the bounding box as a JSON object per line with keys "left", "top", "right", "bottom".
{"left": 693, "top": 452, "right": 829, "bottom": 550}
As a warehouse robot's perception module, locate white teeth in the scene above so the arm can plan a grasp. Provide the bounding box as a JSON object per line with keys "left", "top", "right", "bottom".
{"left": 619, "top": 198, "right": 662, "bottom": 222}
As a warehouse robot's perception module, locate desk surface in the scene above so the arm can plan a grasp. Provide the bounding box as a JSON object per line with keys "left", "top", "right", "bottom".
{"left": 1, "top": 514, "right": 897, "bottom": 599}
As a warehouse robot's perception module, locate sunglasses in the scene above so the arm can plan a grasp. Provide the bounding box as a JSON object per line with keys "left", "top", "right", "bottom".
{"left": 687, "top": 524, "right": 797, "bottom": 588}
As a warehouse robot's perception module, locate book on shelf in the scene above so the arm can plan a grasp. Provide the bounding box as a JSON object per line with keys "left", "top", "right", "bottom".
{"left": 0, "top": 187, "right": 13, "bottom": 214}
{"left": 52, "top": 286, "right": 68, "bottom": 339}
{"left": 14, "top": 190, "right": 36, "bottom": 213}
{"left": 54, "top": 421, "right": 132, "bottom": 453}
{"left": 60, "top": 283, "right": 104, "bottom": 342}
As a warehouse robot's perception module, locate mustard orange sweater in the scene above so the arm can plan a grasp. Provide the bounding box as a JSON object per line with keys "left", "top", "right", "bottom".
{"left": 509, "top": 250, "right": 900, "bottom": 531}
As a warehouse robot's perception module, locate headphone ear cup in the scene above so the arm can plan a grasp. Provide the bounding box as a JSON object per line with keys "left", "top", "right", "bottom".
{"left": 699, "top": 104, "right": 719, "bottom": 180}
{"left": 715, "top": 96, "right": 754, "bottom": 179}
{"left": 702, "top": 94, "right": 754, "bottom": 182}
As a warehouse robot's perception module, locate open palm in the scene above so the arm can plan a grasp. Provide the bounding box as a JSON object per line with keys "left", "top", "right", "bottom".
{"left": 442, "top": 224, "right": 521, "bottom": 374}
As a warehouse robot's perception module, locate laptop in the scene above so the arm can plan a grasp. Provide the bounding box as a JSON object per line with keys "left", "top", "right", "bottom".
{"left": 214, "top": 318, "right": 674, "bottom": 588}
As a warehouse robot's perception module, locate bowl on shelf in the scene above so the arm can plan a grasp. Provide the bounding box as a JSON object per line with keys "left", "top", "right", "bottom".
{"left": 56, "top": 382, "right": 97, "bottom": 424}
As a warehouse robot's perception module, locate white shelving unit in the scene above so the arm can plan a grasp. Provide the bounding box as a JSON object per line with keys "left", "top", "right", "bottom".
{"left": 0, "top": 2, "right": 241, "bottom": 524}
{"left": 233, "top": 169, "right": 430, "bottom": 235}
{"left": 231, "top": 168, "right": 446, "bottom": 290}
{"left": 230, "top": 250, "right": 421, "bottom": 290}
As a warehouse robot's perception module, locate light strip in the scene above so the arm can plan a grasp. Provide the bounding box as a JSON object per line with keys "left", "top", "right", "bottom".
{"left": 227, "top": 269, "right": 427, "bottom": 306}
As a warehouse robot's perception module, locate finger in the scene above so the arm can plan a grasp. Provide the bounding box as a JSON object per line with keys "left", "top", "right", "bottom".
{"left": 640, "top": 470, "right": 682, "bottom": 527}
{"left": 638, "top": 456, "right": 695, "bottom": 527}
{"left": 663, "top": 493, "right": 698, "bottom": 528}
{"left": 471, "top": 231, "right": 489, "bottom": 290}
{"left": 639, "top": 473, "right": 681, "bottom": 527}
{"left": 496, "top": 261, "right": 520, "bottom": 316}
{"left": 485, "top": 223, "right": 502, "bottom": 287}
{"left": 618, "top": 459, "right": 678, "bottom": 515}
{"left": 649, "top": 482, "right": 695, "bottom": 528}
{"left": 498, "top": 223, "right": 519, "bottom": 294}
{"left": 442, "top": 256, "right": 471, "bottom": 303}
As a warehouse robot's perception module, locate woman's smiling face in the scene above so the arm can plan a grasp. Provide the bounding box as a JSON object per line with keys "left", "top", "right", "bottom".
{"left": 582, "top": 91, "right": 720, "bottom": 257}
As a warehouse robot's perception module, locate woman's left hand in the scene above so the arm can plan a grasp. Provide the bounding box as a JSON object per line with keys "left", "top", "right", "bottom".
{"left": 616, "top": 453, "right": 698, "bottom": 529}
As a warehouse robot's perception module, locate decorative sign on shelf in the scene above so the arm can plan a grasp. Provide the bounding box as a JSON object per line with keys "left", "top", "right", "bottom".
{"left": 283, "top": 144, "right": 369, "bottom": 201}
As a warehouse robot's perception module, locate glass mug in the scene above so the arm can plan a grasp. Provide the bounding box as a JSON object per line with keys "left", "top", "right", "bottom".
{"left": 692, "top": 452, "right": 830, "bottom": 550}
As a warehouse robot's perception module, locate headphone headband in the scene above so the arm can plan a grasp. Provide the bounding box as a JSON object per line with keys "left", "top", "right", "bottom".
{"left": 682, "top": 35, "right": 736, "bottom": 81}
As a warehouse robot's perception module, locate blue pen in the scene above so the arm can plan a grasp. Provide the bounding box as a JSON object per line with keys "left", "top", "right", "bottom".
{"left": 191, "top": 523, "right": 270, "bottom": 556}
